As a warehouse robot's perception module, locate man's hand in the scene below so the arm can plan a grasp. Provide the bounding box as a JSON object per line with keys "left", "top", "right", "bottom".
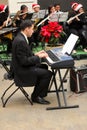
{"left": 35, "top": 50, "right": 48, "bottom": 58}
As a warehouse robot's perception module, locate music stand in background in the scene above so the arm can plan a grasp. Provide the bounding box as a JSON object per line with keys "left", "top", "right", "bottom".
{"left": 58, "top": 12, "right": 68, "bottom": 22}
{"left": 38, "top": 9, "right": 48, "bottom": 19}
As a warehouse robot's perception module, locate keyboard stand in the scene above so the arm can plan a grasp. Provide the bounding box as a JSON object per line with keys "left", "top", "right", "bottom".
{"left": 46, "top": 67, "right": 79, "bottom": 110}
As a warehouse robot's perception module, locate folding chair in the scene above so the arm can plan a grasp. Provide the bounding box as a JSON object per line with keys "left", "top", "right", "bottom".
{"left": 0, "top": 59, "right": 35, "bottom": 107}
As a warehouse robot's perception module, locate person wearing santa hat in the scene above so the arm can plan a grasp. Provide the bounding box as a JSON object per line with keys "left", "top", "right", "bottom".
{"left": 29, "top": 4, "right": 41, "bottom": 46}
{"left": 74, "top": 4, "right": 87, "bottom": 52}
{"left": 0, "top": 4, "right": 13, "bottom": 54}
{"left": 0, "top": 4, "right": 7, "bottom": 12}
{"left": 67, "top": 2, "right": 79, "bottom": 22}
{"left": 31, "top": 4, "right": 40, "bottom": 21}
{"left": 67, "top": 3, "right": 87, "bottom": 52}
{"left": 71, "top": 2, "right": 78, "bottom": 10}
{"left": 0, "top": 4, "right": 11, "bottom": 29}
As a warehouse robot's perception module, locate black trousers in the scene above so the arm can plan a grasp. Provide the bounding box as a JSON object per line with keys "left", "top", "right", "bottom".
{"left": 9, "top": 63, "right": 52, "bottom": 98}
{"left": 31, "top": 64, "right": 52, "bottom": 98}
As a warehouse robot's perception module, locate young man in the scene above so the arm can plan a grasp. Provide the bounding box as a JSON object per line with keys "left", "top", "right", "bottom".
{"left": 11, "top": 19, "right": 52, "bottom": 104}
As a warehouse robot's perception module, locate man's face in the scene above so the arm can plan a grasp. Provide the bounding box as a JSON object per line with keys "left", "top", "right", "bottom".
{"left": 33, "top": 7, "right": 40, "bottom": 12}
{"left": 55, "top": 5, "right": 61, "bottom": 11}
{"left": 26, "top": 24, "right": 34, "bottom": 37}
{"left": 22, "top": 7, "right": 28, "bottom": 13}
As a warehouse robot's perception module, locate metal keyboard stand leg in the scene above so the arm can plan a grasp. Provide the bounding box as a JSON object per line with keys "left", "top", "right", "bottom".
{"left": 46, "top": 68, "right": 79, "bottom": 110}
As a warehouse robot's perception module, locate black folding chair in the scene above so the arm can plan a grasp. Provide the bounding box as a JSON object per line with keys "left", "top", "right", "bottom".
{"left": 0, "top": 59, "right": 35, "bottom": 107}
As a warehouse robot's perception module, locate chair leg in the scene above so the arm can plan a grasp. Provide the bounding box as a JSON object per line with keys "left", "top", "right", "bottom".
{"left": 1, "top": 82, "right": 33, "bottom": 107}
{"left": 19, "top": 87, "right": 33, "bottom": 105}
{"left": 1, "top": 82, "right": 17, "bottom": 107}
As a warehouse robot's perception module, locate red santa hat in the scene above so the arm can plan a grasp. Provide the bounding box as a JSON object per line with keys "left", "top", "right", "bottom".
{"left": 32, "top": 4, "right": 40, "bottom": 9}
{"left": 0, "top": 4, "right": 7, "bottom": 12}
{"left": 74, "top": 4, "right": 83, "bottom": 11}
{"left": 71, "top": 2, "right": 78, "bottom": 9}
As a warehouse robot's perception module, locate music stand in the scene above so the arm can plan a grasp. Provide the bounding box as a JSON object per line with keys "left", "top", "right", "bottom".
{"left": 58, "top": 12, "right": 68, "bottom": 22}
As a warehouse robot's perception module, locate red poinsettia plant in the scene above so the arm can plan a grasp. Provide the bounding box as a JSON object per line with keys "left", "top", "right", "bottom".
{"left": 40, "top": 21, "right": 63, "bottom": 45}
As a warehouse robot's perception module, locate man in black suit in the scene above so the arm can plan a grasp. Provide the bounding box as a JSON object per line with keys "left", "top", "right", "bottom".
{"left": 11, "top": 19, "right": 52, "bottom": 104}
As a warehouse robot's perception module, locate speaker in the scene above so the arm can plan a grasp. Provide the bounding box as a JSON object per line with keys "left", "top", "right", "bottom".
{"left": 70, "top": 65, "right": 87, "bottom": 93}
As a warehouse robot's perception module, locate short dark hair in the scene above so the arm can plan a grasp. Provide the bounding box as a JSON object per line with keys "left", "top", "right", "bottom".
{"left": 20, "top": 5, "right": 27, "bottom": 11}
{"left": 20, "top": 19, "right": 34, "bottom": 30}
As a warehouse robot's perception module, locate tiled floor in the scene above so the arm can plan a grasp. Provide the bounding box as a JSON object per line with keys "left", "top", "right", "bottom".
{"left": 0, "top": 59, "right": 87, "bottom": 130}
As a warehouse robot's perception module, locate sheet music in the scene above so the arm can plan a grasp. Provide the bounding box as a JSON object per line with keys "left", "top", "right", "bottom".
{"left": 32, "top": 10, "right": 48, "bottom": 20}
{"left": 62, "top": 33, "right": 79, "bottom": 55}
{"left": 38, "top": 10, "right": 48, "bottom": 18}
{"left": 46, "top": 33, "right": 79, "bottom": 64}
{"left": 58, "top": 12, "right": 68, "bottom": 22}
{"left": 49, "top": 12, "right": 59, "bottom": 22}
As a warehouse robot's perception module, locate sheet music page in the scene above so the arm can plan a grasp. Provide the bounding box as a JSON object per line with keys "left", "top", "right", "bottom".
{"left": 62, "top": 34, "right": 79, "bottom": 55}
{"left": 58, "top": 12, "right": 68, "bottom": 22}
{"left": 38, "top": 10, "right": 48, "bottom": 19}
{"left": 49, "top": 12, "right": 59, "bottom": 22}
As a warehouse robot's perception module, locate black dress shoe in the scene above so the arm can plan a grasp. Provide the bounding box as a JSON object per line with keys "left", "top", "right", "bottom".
{"left": 31, "top": 96, "right": 50, "bottom": 105}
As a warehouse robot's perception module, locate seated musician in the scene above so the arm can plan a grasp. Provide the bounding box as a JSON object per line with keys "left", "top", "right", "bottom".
{"left": 11, "top": 19, "right": 52, "bottom": 104}
{"left": 0, "top": 4, "right": 11, "bottom": 29}
{"left": 67, "top": 3, "right": 87, "bottom": 52}
{"left": 44, "top": 5, "right": 59, "bottom": 25}
{"left": 29, "top": 4, "right": 42, "bottom": 46}
{"left": 54, "top": 3, "right": 63, "bottom": 14}
{"left": 68, "top": 2, "right": 79, "bottom": 19}
{"left": 0, "top": 4, "right": 12, "bottom": 54}
{"left": 31, "top": 3, "right": 41, "bottom": 22}
{"left": 13, "top": 5, "right": 32, "bottom": 27}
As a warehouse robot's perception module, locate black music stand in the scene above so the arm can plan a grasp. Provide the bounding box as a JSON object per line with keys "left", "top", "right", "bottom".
{"left": 47, "top": 66, "right": 79, "bottom": 110}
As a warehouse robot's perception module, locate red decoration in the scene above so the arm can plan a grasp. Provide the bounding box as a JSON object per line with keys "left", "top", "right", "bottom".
{"left": 40, "top": 21, "right": 63, "bottom": 45}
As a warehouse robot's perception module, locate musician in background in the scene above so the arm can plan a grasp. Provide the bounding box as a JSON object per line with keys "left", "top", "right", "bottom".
{"left": 13, "top": 5, "right": 32, "bottom": 27}
{"left": 44, "top": 5, "right": 59, "bottom": 25}
{"left": 54, "top": 3, "right": 63, "bottom": 14}
{"left": 31, "top": 4, "right": 40, "bottom": 21}
{"left": 0, "top": 4, "right": 11, "bottom": 29}
{"left": 0, "top": 4, "right": 12, "bottom": 54}
{"left": 68, "top": 2, "right": 78, "bottom": 19}
{"left": 67, "top": 3, "right": 87, "bottom": 52}
{"left": 29, "top": 4, "right": 41, "bottom": 46}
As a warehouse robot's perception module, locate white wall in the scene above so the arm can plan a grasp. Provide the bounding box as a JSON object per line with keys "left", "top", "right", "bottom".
{"left": 8, "top": 0, "right": 37, "bottom": 14}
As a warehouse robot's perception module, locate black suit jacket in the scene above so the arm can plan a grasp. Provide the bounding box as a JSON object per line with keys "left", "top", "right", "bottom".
{"left": 12, "top": 32, "right": 40, "bottom": 85}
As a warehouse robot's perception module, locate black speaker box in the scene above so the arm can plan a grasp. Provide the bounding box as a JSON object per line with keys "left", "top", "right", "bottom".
{"left": 70, "top": 65, "right": 87, "bottom": 93}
